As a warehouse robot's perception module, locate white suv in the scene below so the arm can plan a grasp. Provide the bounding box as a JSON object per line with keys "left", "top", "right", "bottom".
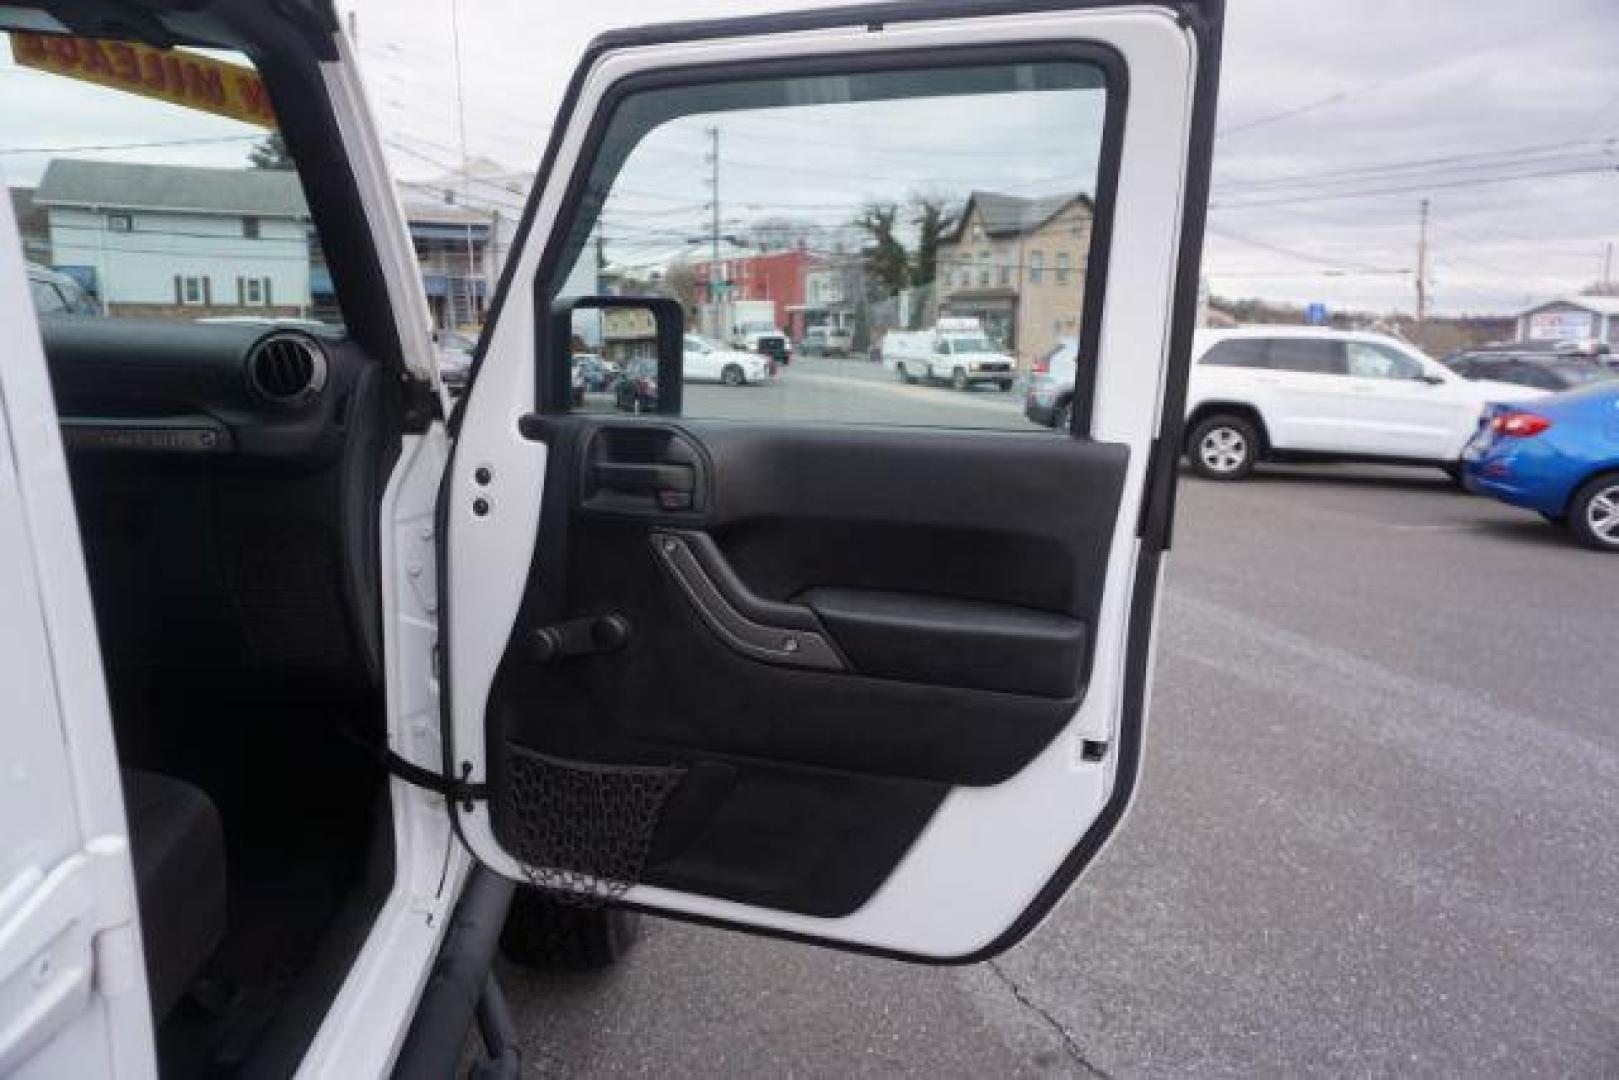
{"left": 1183, "top": 327, "right": 1543, "bottom": 480}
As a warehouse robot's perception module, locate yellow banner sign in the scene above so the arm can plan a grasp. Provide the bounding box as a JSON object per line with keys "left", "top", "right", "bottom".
{"left": 9, "top": 32, "right": 276, "bottom": 129}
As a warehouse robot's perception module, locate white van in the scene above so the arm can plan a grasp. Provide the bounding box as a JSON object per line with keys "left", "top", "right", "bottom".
{"left": 0, "top": 1, "right": 1221, "bottom": 1075}
{"left": 881, "top": 317, "right": 1017, "bottom": 390}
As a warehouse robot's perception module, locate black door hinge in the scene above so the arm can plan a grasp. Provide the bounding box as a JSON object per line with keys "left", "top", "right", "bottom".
{"left": 384, "top": 751, "right": 488, "bottom": 812}
{"left": 1135, "top": 434, "right": 1179, "bottom": 551}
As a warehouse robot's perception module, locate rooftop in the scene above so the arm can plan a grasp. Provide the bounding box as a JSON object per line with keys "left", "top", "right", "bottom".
{"left": 35, "top": 159, "right": 308, "bottom": 218}
{"left": 1522, "top": 295, "right": 1619, "bottom": 316}
{"left": 950, "top": 190, "right": 1092, "bottom": 241}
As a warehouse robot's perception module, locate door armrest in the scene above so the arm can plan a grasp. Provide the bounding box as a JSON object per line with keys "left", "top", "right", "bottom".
{"left": 797, "top": 587, "right": 1086, "bottom": 699}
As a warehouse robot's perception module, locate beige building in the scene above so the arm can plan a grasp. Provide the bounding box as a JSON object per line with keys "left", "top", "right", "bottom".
{"left": 935, "top": 190, "right": 1093, "bottom": 369}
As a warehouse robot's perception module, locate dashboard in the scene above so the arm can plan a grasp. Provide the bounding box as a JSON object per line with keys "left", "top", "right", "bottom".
{"left": 42, "top": 316, "right": 368, "bottom": 464}
{"left": 41, "top": 315, "right": 394, "bottom": 691}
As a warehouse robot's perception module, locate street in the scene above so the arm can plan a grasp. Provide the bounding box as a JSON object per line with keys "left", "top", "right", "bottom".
{"left": 507, "top": 359, "right": 1619, "bottom": 1077}
{"left": 585, "top": 355, "right": 1037, "bottom": 430}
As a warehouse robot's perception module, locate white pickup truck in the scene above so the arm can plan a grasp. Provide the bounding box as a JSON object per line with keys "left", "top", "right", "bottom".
{"left": 882, "top": 317, "right": 1017, "bottom": 391}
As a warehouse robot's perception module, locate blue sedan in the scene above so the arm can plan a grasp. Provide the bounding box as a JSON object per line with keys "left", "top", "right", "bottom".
{"left": 1462, "top": 381, "right": 1619, "bottom": 551}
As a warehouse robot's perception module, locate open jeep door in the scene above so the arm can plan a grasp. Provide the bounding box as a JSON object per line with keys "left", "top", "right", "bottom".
{"left": 445, "top": 0, "right": 1222, "bottom": 961}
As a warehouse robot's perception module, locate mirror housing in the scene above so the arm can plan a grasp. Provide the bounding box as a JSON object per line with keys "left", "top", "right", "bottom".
{"left": 546, "top": 296, "right": 684, "bottom": 415}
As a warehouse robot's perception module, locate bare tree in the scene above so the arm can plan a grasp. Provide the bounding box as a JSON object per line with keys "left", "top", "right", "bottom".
{"left": 851, "top": 202, "right": 909, "bottom": 299}
{"left": 248, "top": 133, "right": 294, "bottom": 171}
{"left": 659, "top": 262, "right": 706, "bottom": 319}
{"left": 909, "top": 193, "right": 958, "bottom": 288}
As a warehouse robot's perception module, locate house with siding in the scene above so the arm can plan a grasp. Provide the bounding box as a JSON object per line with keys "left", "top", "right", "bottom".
{"left": 34, "top": 159, "right": 311, "bottom": 318}
{"left": 935, "top": 190, "right": 1093, "bottom": 368}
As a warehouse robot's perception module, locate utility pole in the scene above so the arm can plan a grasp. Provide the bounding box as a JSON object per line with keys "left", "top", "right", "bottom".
{"left": 705, "top": 126, "right": 721, "bottom": 306}
{"left": 595, "top": 225, "right": 606, "bottom": 293}
{"left": 1415, "top": 198, "right": 1430, "bottom": 329}
{"left": 1604, "top": 241, "right": 1613, "bottom": 289}
{"left": 450, "top": 0, "right": 477, "bottom": 328}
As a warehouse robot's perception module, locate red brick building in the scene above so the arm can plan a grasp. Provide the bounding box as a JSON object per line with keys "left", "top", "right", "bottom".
{"left": 690, "top": 249, "right": 812, "bottom": 328}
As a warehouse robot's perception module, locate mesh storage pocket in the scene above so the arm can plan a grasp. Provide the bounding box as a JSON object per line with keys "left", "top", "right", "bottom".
{"left": 502, "top": 744, "right": 685, "bottom": 904}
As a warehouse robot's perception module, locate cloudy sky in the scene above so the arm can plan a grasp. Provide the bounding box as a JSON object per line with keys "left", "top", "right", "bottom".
{"left": 344, "top": 0, "right": 1618, "bottom": 316}
{"left": 2, "top": 0, "right": 1615, "bottom": 316}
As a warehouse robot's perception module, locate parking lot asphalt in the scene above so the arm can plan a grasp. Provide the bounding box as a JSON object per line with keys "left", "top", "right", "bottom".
{"left": 506, "top": 360, "right": 1619, "bottom": 1077}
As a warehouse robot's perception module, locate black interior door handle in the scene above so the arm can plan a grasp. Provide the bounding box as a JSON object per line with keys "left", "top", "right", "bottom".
{"left": 593, "top": 461, "right": 695, "bottom": 509}
{"left": 576, "top": 425, "right": 707, "bottom": 514}
{"left": 594, "top": 461, "right": 694, "bottom": 493}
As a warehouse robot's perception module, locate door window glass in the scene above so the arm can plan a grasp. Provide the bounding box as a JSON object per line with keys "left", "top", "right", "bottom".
{"left": 548, "top": 59, "right": 1110, "bottom": 431}
{"left": 1199, "top": 338, "right": 1269, "bottom": 368}
{"left": 1265, "top": 338, "right": 1346, "bottom": 375}
{"left": 1516, "top": 365, "right": 1558, "bottom": 390}
{"left": 1345, "top": 341, "right": 1423, "bottom": 380}
{"left": 1, "top": 35, "right": 345, "bottom": 338}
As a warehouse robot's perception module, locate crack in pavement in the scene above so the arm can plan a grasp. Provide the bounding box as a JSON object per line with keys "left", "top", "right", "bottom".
{"left": 987, "top": 960, "right": 1113, "bottom": 1079}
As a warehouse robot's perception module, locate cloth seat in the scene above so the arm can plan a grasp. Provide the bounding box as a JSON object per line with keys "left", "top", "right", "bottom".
{"left": 122, "top": 769, "right": 227, "bottom": 1022}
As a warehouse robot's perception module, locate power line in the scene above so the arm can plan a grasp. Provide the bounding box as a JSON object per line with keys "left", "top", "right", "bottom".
{"left": 1215, "top": 7, "right": 1604, "bottom": 139}
{"left": 1205, "top": 223, "right": 1408, "bottom": 275}
{"left": 0, "top": 134, "right": 262, "bottom": 155}
{"left": 1212, "top": 162, "right": 1618, "bottom": 210}
{"left": 1215, "top": 137, "right": 1616, "bottom": 194}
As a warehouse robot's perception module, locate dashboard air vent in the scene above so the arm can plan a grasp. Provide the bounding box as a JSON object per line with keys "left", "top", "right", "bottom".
{"left": 246, "top": 333, "right": 327, "bottom": 407}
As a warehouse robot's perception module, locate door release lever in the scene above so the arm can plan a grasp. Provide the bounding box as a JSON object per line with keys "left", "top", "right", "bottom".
{"left": 592, "top": 461, "right": 696, "bottom": 510}
{"left": 526, "top": 614, "right": 631, "bottom": 664}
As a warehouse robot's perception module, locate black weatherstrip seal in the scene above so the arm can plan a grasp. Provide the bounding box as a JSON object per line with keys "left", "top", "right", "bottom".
{"left": 438, "top": 0, "right": 1224, "bottom": 964}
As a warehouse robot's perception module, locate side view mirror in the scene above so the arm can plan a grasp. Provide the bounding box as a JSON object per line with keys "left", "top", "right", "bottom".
{"left": 1418, "top": 373, "right": 1446, "bottom": 385}
{"left": 547, "top": 296, "right": 684, "bottom": 415}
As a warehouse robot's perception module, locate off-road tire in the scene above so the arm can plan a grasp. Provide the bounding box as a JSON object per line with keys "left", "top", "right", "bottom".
{"left": 500, "top": 889, "right": 642, "bottom": 971}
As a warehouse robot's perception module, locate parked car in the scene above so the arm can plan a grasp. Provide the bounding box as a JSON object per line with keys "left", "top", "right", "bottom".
{"left": 1443, "top": 350, "right": 1618, "bottom": 393}
{"left": 683, "top": 333, "right": 774, "bottom": 385}
{"left": 1183, "top": 327, "right": 1544, "bottom": 480}
{"left": 27, "top": 262, "right": 101, "bottom": 316}
{"left": 882, "top": 317, "right": 1015, "bottom": 390}
{"left": 434, "top": 329, "right": 477, "bottom": 391}
{"left": 572, "top": 352, "right": 621, "bottom": 392}
{"left": 614, "top": 357, "right": 661, "bottom": 412}
{"left": 800, "top": 325, "right": 854, "bottom": 357}
{"left": 1462, "top": 382, "right": 1619, "bottom": 551}
{"left": 1025, "top": 337, "right": 1079, "bottom": 429}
